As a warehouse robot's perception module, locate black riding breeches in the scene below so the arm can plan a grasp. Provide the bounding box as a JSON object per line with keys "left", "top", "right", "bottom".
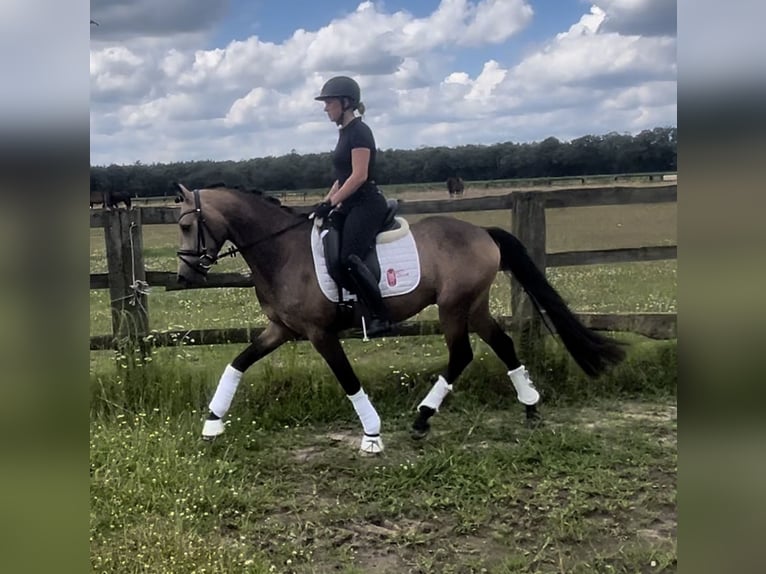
{"left": 337, "top": 189, "right": 388, "bottom": 265}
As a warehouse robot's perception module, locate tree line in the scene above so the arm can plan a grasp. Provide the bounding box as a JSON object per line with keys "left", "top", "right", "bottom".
{"left": 90, "top": 126, "right": 676, "bottom": 198}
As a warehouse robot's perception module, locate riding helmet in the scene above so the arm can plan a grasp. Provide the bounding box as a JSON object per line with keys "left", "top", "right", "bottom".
{"left": 314, "top": 76, "right": 361, "bottom": 106}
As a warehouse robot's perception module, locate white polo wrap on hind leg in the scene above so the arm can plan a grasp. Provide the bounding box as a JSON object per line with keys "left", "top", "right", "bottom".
{"left": 348, "top": 388, "right": 381, "bottom": 436}
{"left": 208, "top": 364, "right": 243, "bottom": 418}
{"left": 508, "top": 365, "right": 539, "bottom": 405}
{"left": 418, "top": 375, "right": 453, "bottom": 412}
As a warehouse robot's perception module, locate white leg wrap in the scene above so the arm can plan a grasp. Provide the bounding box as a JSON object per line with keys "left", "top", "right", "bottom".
{"left": 508, "top": 365, "right": 539, "bottom": 405}
{"left": 417, "top": 375, "right": 453, "bottom": 412}
{"left": 208, "top": 364, "right": 243, "bottom": 418}
{"left": 348, "top": 388, "right": 381, "bottom": 436}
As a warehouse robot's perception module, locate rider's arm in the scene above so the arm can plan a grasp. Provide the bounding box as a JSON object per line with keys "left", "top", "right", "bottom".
{"left": 330, "top": 147, "right": 369, "bottom": 206}
{"left": 325, "top": 180, "right": 339, "bottom": 202}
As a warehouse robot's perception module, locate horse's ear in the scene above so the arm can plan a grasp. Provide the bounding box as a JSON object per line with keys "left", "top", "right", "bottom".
{"left": 173, "top": 182, "right": 190, "bottom": 203}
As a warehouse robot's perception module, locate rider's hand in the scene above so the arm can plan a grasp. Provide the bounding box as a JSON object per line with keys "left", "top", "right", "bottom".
{"left": 312, "top": 201, "right": 333, "bottom": 220}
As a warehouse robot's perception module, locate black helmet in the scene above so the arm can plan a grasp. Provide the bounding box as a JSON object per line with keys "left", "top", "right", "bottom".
{"left": 314, "top": 76, "right": 361, "bottom": 106}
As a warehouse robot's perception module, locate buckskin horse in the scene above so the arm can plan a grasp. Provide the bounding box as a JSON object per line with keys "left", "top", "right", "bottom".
{"left": 174, "top": 183, "right": 625, "bottom": 453}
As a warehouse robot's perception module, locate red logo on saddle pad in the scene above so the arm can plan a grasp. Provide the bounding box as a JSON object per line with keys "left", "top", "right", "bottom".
{"left": 386, "top": 268, "right": 397, "bottom": 287}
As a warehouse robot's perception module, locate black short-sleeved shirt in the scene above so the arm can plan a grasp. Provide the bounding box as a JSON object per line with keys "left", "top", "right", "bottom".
{"left": 332, "top": 117, "right": 377, "bottom": 193}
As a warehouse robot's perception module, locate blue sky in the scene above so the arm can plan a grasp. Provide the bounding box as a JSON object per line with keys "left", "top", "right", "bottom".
{"left": 89, "top": 0, "right": 677, "bottom": 166}
{"left": 212, "top": 0, "right": 586, "bottom": 69}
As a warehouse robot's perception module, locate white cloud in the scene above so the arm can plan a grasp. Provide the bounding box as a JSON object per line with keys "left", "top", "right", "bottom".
{"left": 119, "top": 93, "right": 209, "bottom": 128}
{"left": 602, "top": 81, "right": 677, "bottom": 111}
{"left": 558, "top": 5, "right": 607, "bottom": 38}
{"left": 463, "top": 0, "right": 534, "bottom": 45}
{"left": 90, "top": 47, "right": 147, "bottom": 98}
{"left": 89, "top": 0, "right": 676, "bottom": 165}
{"left": 513, "top": 27, "right": 675, "bottom": 91}
{"left": 466, "top": 60, "right": 508, "bottom": 101}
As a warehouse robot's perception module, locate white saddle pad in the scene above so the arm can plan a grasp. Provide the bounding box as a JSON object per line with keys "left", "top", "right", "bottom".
{"left": 311, "top": 223, "right": 421, "bottom": 303}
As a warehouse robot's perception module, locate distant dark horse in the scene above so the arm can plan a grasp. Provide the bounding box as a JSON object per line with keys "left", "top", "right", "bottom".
{"left": 447, "top": 176, "right": 464, "bottom": 197}
{"left": 90, "top": 190, "right": 132, "bottom": 209}
{"left": 174, "top": 183, "right": 625, "bottom": 453}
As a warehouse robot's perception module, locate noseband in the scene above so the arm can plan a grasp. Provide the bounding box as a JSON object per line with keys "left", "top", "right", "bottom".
{"left": 176, "top": 189, "right": 224, "bottom": 276}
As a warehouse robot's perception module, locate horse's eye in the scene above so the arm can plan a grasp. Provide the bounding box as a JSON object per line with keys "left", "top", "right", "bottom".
{"left": 180, "top": 224, "right": 191, "bottom": 232}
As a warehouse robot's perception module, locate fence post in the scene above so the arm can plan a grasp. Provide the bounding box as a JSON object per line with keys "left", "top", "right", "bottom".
{"left": 104, "top": 208, "right": 149, "bottom": 351}
{"left": 511, "top": 192, "right": 547, "bottom": 342}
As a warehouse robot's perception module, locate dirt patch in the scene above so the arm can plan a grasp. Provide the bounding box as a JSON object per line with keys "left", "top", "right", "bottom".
{"left": 291, "top": 445, "right": 326, "bottom": 463}
{"left": 260, "top": 403, "right": 675, "bottom": 572}
{"left": 578, "top": 401, "right": 676, "bottom": 427}
{"left": 324, "top": 430, "right": 361, "bottom": 448}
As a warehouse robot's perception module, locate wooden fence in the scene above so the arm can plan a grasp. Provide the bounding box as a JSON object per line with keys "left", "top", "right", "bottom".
{"left": 89, "top": 185, "right": 677, "bottom": 351}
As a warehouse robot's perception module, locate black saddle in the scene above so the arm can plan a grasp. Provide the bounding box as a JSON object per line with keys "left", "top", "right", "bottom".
{"left": 380, "top": 199, "right": 401, "bottom": 233}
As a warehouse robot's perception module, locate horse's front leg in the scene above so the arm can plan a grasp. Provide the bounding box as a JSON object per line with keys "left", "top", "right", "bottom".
{"left": 202, "top": 321, "right": 294, "bottom": 439}
{"left": 308, "top": 329, "right": 383, "bottom": 454}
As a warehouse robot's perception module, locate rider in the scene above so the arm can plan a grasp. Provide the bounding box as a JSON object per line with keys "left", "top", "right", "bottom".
{"left": 312, "top": 76, "right": 393, "bottom": 336}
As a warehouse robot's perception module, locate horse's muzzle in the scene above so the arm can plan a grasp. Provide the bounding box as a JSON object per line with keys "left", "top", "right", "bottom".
{"left": 177, "top": 251, "right": 216, "bottom": 280}
{"left": 176, "top": 270, "right": 209, "bottom": 287}
{"left": 176, "top": 259, "right": 210, "bottom": 287}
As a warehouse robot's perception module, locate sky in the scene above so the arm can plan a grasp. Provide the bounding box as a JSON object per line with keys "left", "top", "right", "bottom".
{"left": 89, "top": 0, "right": 678, "bottom": 166}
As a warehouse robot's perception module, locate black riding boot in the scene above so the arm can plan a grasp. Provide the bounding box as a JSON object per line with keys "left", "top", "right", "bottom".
{"left": 345, "top": 254, "right": 393, "bottom": 337}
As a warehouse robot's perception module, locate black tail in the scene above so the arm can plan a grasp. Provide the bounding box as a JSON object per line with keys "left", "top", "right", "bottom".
{"left": 485, "top": 227, "right": 626, "bottom": 377}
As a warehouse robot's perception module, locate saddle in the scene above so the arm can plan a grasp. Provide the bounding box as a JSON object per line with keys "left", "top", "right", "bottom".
{"left": 322, "top": 199, "right": 405, "bottom": 291}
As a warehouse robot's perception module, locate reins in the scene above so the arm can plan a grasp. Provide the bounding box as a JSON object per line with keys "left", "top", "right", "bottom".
{"left": 177, "top": 188, "right": 311, "bottom": 272}
{"left": 217, "top": 215, "right": 310, "bottom": 259}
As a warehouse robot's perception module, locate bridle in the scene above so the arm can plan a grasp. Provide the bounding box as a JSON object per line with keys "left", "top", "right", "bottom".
{"left": 176, "top": 188, "right": 309, "bottom": 276}
{"left": 176, "top": 188, "right": 223, "bottom": 276}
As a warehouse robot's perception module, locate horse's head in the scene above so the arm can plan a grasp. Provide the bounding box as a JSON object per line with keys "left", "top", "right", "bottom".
{"left": 174, "top": 182, "right": 229, "bottom": 286}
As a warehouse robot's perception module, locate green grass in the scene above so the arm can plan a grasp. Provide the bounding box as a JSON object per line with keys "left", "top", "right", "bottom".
{"left": 90, "top": 399, "right": 676, "bottom": 573}
{"left": 90, "top": 332, "right": 676, "bottom": 419}
{"left": 91, "top": 199, "right": 676, "bottom": 573}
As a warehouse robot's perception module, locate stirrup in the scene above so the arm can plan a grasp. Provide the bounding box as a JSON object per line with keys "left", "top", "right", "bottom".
{"left": 202, "top": 417, "right": 225, "bottom": 440}
{"left": 359, "top": 433, "right": 384, "bottom": 454}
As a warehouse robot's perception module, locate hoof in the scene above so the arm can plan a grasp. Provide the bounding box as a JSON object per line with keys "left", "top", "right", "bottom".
{"left": 202, "top": 417, "right": 225, "bottom": 440}
{"left": 411, "top": 406, "right": 434, "bottom": 440}
{"left": 410, "top": 419, "right": 430, "bottom": 440}
{"left": 360, "top": 434, "right": 384, "bottom": 454}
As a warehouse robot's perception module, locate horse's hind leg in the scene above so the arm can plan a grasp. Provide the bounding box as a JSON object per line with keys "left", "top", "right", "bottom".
{"left": 470, "top": 305, "right": 542, "bottom": 426}
{"left": 412, "top": 307, "right": 473, "bottom": 439}
{"left": 308, "top": 330, "right": 383, "bottom": 454}
{"left": 202, "top": 321, "right": 294, "bottom": 439}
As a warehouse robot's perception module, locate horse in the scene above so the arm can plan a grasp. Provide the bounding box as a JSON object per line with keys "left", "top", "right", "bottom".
{"left": 446, "top": 176, "right": 464, "bottom": 198}
{"left": 90, "top": 190, "right": 132, "bottom": 209}
{"left": 174, "top": 183, "right": 626, "bottom": 453}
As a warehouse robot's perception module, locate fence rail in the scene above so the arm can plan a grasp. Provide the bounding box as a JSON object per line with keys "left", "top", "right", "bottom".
{"left": 89, "top": 185, "right": 677, "bottom": 350}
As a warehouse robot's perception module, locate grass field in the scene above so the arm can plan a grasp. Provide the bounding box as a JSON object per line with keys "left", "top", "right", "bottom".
{"left": 90, "top": 191, "right": 677, "bottom": 573}
{"left": 91, "top": 399, "right": 676, "bottom": 573}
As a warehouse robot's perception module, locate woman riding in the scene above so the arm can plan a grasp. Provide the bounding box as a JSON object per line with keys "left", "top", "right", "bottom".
{"left": 312, "top": 76, "right": 393, "bottom": 336}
